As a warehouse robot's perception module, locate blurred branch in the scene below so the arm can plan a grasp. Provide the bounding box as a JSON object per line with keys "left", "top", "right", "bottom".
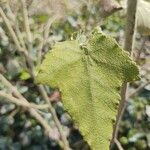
{"left": 0, "top": 91, "right": 49, "bottom": 109}
{"left": 5, "top": 2, "right": 27, "bottom": 49}
{"left": 37, "top": 15, "right": 58, "bottom": 65}
{"left": 111, "top": 0, "right": 139, "bottom": 147}
{"left": 15, "top": 21, "right": 27, "bottom": 49}
{"left": 0, "top": 73, "right": 52, "bottom": 134}
{"left": 0, "top": 7, "right": 34, "bottom": 77}
{"left": 8, "top": 107, "right": 19, "bottom": 118}
{"left": 127, "top": 80, "right": 150, "bottom": 99}
{"left": 135, "top": 36, "right": 147, "bottom": 62}
{"left": 0, "top": 6, "right": 34, "bottom": 78}
{"left": 0, "top": 7, "right": 26, "bottom": 53}
{"left": 114, "top": 80, "right": 150, "bottom": 131}
{"left": 99, "top": 0, "right": 122, "bottom": 19}
{"left": 114, "top": 139, "right": 124, "bottom": 150}
{"left": 37, "top": 85, "right": 70, "bottom": 150}
{"left": 21, "top": 0, "right": 33, "bottom": 51}
{"left": 0, "top": 5, "right": 70, "bottom": 149}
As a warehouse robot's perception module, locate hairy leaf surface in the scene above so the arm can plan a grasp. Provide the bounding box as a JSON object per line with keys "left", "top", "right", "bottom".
{"left": 36, "top": 30, "right": 139, "bottom": 150}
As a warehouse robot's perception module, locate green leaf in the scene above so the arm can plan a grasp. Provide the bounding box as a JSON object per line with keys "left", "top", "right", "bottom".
{"left": 137, "top": 0, "right": 150, "bottom": 35}
{"left": 33, "top": 15, "right": 49, "bottom": 24}
{"left": 20, "top": 70, "right": 31, "bottom": 80}
{"left": 35, "top": 29, "right": 139, "bottom": 150}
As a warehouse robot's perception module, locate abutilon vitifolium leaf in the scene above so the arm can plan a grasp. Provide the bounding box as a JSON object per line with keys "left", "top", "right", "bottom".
{"left": 36, "top": 29, "right": 139, "bottom": 150}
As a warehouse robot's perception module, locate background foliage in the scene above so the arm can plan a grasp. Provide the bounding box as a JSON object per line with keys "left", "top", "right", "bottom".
{"left": 0, "top": 0, "right": 150, "bottom": 150}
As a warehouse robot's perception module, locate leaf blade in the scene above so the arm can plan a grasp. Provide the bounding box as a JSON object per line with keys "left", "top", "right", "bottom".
{"left": 36, "top": 30, "right": 139, "bottom": 150}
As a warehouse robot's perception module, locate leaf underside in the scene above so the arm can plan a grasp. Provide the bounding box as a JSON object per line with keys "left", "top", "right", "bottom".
{"left": 36, "top": 30, "right": 139, "bottom": 150}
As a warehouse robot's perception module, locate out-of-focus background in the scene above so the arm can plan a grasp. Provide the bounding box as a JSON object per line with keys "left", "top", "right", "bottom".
{"left": 0, "top": 0, "right": 150, "bottom": 150}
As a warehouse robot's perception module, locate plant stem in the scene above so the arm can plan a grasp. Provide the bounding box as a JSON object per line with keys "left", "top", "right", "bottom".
{"left": 114, "top": 139, "right": 124, "bottom": 150}
{"left": 0, "top": 91, "right": 49, "bottom": 109}
{"left": 0, "top": 74, "right": 52, "bottom": 134}
{"left": 21, "top": 0, "right": 32, "bottom": 51}
{"left": 37, "top": 15, "right": 57, "bottom": 65}
{"left": 5, "top": 2, "right": 26, "bottom": 49}
{"left": 111, "top": 0, "right": 139, "bottom": 147}
{"left": 127, "top": 80, "right": 150, "bottom": 99}
{"left": 0, "top": 7, "right": 25, "bottom": 53}
{"left": 38, "top": 85, "right": 70, "bottom": 149}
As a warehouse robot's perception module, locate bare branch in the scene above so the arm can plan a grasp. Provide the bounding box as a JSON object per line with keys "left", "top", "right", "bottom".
{"left": 5, "top": 2, "right": 26, "bottom": 49}
{"left": 21, "top": 0, "right": 33, "bottom": 51}
{"left": 37, "top": 15, "right": 58, "bottom": 64}
{"left": 0, "top": 74, "right": 52, "bottom": 134}
{"left": 114, "top": 139, "right": 124, "bottom": 150}
{"left": 100, "top": 0, "right": 122, "bottom": 18}
{"left": 0, "top": 7, "right": 26, "bottom": 53}
{"left": 37, "top": 85, "right": 70, "bottom": 149}
{"left": 0, "top": 91, "right": 49, "bottom": 109}
{"left": 21, "top": 0, "right": 32, "bottom": 43}
{"left": 111, "top": 0, "right": 139, "bottom": 147}
{"left": 127, "top": 81, "right": 150, "bottom": 99}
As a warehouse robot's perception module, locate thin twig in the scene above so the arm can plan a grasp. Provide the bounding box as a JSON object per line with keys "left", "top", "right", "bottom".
{"left": 114, "top": 139, "right": 124, "bottom": 150}
{"left": 15, "top": 21, "right": 27, "bottom": 49}
{"left": 5, "top": 2, "right": 26, "bottom": 49}
{"left": 0, "top": 6, "right": 34, "bottom": 78}
{"left": 0, "top": 74, "right": 52, "bottom": 134}
{"left": 116, "top": 81, "right": 150, "bottom": 127}
{"left": 111, "top": 0, "right": 139, "bottom": 146}
{"left": 135, "top": 36, "right": 147, "bottom": 62}
{"left": 38, "top": 85, "right": 70, "bottom": 149}
{"left": 111, "top": 83, "right": 128, "bottom": 146}
{"left": 8, "top": 107, "right": 19, "bottom": 118}
{"left": 0, "top": 7, "right": 25, "bottom": 53}
{"left": 127, "top": 80, "right": 150, "bottom": 99}
{"left": 4, "top": 2, "right": 15, "bottom": 22}
{"left": 0, "top": 91, "right": 49, "bottom": 109}
{"left": 37, "top": 15, "right": 58, "bottom": 64}
{"left": 20, "top": 0, "right": 34, "bottom": 69}
{"left": 44, "top": 15, "right": 58, "bottom": 44}
{"left": 21, "top": 0, "right": 32, "bottom": 47}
